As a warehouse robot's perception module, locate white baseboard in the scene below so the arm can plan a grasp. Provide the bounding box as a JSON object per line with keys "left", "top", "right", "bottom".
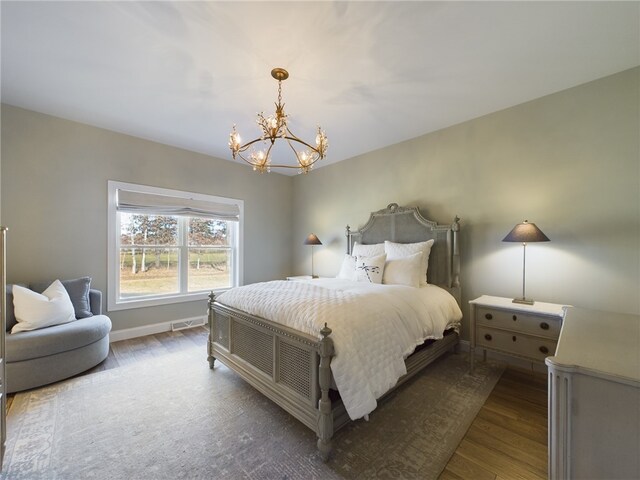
{"left": 109, "top": 316, "right": 207, "bottom": 343}
{"left": 458, "top": 339, "right": 547, "bottom": 373}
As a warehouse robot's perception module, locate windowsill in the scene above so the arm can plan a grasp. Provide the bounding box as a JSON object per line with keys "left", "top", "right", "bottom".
{"left": 108, "top": 288, "right": 231, "bottom": 312}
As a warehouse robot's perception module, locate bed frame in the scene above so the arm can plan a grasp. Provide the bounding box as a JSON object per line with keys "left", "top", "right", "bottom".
{"left": 207, "top": 203, "right": 461, "bottom": 460}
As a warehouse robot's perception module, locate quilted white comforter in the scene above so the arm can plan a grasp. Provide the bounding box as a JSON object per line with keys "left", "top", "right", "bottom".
{"left": 216, "top": 278, "right": 462, "bottom": 420}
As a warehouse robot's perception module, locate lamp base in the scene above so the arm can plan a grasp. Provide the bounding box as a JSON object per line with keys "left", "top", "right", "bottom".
{"left": 311, "top": 275, "right": 319, "bottom": 279}
{"left": 512, "top": 297, "right": 534, "bottom": 305}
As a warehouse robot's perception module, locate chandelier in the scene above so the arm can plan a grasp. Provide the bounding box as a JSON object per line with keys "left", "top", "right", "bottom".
{"left": 228, "top": 68, "right": 328, "bottom": 174}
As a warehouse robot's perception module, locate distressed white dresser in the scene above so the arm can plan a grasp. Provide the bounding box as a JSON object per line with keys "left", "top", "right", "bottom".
{"left": 546, "top": 308, "right": 640, "bottom": 480}
{"left": 469, "top": 295, "right": 568, "bottom": 368}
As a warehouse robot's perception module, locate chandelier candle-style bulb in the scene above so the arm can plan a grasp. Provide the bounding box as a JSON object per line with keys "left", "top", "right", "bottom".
{"left": 228, "top": 68, "right": 328, "bottom": 173}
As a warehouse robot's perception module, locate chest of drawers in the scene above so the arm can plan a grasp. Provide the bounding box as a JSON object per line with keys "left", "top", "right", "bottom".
{"left": 469, "top": 295, "right": 568, "bottom": 368}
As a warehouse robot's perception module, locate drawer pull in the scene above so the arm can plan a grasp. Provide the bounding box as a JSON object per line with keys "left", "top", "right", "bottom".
{"left": 540, "top": 322, "right": 550, "bottom": 330}
{"left": 512, "top": 336, "right": 517, "bottom": 342}
{"left": 485, "top": 313, "right": 493, "bottom": 320}
{"left": 539, "top": 346, "right": 549, "bottom": 354}
{"left": 484, "top": 334, "right": 492, "bottom": 341}
{"left": 512, "top": 315, "right": 517, "bottom": 321}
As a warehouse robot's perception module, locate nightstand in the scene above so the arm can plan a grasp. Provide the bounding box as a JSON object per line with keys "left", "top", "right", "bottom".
{"left": 469, "top": 295, "right": 569, "bottom": 369}
{"left": 286, "top": 275, "right": 314, "bottom": 281}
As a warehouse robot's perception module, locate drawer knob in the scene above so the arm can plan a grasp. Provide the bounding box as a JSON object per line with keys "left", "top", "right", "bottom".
{"left": 485, "top": 313, "right": 493, "bottom": 320}
{"left": 484, "top": 334, "right": 492, "bottom": 341}
{"left": 540, "top": 322, "right": 550, "bottom": 330}
{"left": 512, "top": 315, "right": 517, "bottom": 321}
{"left": 512, "top": 335, "right": 517, "bottom": 342}
{"left": 539, "top": 346, "right": 549, "bottom": 354}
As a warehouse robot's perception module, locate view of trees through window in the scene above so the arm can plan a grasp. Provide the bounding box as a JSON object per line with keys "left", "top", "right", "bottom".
{"left": 119, "top": 213, "right": 232, "bottom": 298}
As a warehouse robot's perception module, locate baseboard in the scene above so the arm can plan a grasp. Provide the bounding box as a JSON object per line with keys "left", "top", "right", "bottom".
{"left": 109, "top": 316, "right": 207, "bottom": 343}
{"left": 458, "top": 339, "right": 547, "bottom": 374}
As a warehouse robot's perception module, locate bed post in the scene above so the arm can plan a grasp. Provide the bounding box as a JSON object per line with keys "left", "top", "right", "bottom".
{"left": 317, "top": 322, "right": 334, "bottom": 461}
{"left": 207, "top": 291, "right": 216, "bottom": 369}
{"left": 451, "top": 216, "right": 461, "bottom": 289}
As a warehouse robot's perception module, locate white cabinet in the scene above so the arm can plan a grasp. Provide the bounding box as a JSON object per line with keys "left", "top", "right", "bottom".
{"left": 546, "top": 308, "right": 640, "bottom": 479}
{"left": 469, "top": 295, "right": 568, "bottom": 368}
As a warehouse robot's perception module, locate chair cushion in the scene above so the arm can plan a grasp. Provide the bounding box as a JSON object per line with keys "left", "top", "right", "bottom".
{"left": 6, "top": 315, "right": 112, "bottom": 362}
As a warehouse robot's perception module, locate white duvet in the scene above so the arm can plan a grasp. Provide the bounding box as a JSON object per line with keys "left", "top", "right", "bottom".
{"left": 216, "top": 278, "right": 462, "bottom": 420}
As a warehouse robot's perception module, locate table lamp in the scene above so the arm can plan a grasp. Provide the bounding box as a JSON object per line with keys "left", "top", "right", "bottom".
{"left": 502, "top": 220, "right": 549, "bottom": 305}
{"left": 304, "top": 233, "right": 322, "bottom": 278}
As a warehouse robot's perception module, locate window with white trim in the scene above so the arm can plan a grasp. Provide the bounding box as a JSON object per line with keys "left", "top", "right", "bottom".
{"left": 107, "top": 181, "right": 243, "bottom": 311}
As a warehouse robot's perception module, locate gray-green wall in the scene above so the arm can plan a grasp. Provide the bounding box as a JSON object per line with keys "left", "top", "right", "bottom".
{"left": 0, "top": 105, "right": 293, "bottom": 331}
{"left": 291, "top": 68, "right": 640, "bottom": 337}
{"left": 2, "top": 68, "right": 638, "bottom": 337}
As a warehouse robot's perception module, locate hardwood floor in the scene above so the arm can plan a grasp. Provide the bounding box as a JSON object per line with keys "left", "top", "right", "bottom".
{"left": 8, "top": 328, "right": 548, "bottom": 479}
{"left": 440, "top": 367, "right": 548, "bottom": 480}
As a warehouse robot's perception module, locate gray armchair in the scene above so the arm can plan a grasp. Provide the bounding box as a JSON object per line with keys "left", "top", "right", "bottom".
{"left": 5, "top": 284, "right": 112, "bottom": 393}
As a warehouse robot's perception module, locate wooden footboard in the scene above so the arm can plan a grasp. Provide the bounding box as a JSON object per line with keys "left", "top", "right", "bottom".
{"left": 207, "top": 292, "right": 458, "bottom": 460}
{"left": 207, "top": 293, "right": 340, "bottom": 459}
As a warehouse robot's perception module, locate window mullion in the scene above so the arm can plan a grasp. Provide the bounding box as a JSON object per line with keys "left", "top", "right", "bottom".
{"left": 179, "top": 217, "right": 189, "bottom": 294}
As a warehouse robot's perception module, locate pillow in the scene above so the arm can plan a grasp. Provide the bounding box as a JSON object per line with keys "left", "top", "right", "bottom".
{"left": 336, "top": 254, "right": 357, "bottom": 281}
{"left": 385, "top": 239, "right": 435, "bottom": 285}
{"left": 382, "top": 252, "right": 423, "bottom": 288}
{"left": 355, "top": 254, "right": 386, "bottom": 284}
{"left": 11, "top": 280, "right": 76, "bottom": 334}
{"left": 30, "top": 277, "right": 93, "bottom": 319}
{"left": 352, "top": 242, "right": 385, "bottom": 258}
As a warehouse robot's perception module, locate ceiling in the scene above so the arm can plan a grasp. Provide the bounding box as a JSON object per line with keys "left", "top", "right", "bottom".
{"left": 2, "top": 1, "right": 639, "bottom": 175}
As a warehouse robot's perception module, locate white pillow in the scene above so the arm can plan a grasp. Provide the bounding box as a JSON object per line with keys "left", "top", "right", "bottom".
{"left": 382, "top": 251, "right": 423, "bottom": 288}
{"left": 352, "top": 241, "right": 385, "bottom": 258}
{"left": 336, "top": 254, "right": 357, "bottom": 281}
{"left": 355, "top": 254, "right": 386, "bottom": 284}
{"left": 384, "top": 239, "right": 435, "bottom": 285}
{"left": 11, "top": 280, "right": 76, "bottom": 334}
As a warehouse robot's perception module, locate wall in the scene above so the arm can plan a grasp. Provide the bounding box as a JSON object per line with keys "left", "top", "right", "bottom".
{"left": 1, "top": 105, "right": 293, "bottom": 331}
{"left": 292, "top": 68, "right": 640, "bottom": 337}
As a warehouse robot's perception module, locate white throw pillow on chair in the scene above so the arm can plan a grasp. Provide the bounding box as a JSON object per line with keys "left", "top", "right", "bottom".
{"left": 11, "top": 279, "right": 76, "bottom": 333}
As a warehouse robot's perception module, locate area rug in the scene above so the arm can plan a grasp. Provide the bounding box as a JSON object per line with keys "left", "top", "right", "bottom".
{"left": 2, "top": 345, "right": 503, "bottom": 480}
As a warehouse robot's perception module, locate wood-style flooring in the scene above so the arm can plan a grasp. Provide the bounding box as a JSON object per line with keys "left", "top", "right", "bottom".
{"left": 8, "top": 327, "right": 548, "bottom": 479}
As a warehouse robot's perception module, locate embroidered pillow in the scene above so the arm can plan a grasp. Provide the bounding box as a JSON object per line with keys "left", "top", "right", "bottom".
{"left": 11, "top": 280, "right": 76, "bottom": 334}
{"left": 355, "top": 254, "right": 386, "bottom": 284}
{"left": 352, "top": 242, "right": 385, "bottom": 258}
{"left": 382, "top": 251, "right": 423, "bottom": 288}
{"left": 336, "top": 254, "right": 357, "bottom": 281}
{"left": 385, "top": 239, "right": 435, "bottom": 285}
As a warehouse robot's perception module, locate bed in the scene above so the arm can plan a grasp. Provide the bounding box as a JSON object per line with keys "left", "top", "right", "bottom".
{"left": 207, "top": 203, "right": 462, "bottom": 460}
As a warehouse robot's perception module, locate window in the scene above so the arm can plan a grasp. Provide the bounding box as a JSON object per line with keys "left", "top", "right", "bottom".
{"left": 108, "top": 181, "right": 243, "bottom": 311}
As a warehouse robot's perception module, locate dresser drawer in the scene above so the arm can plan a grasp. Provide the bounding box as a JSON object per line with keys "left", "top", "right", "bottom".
{"left": 476, "top": 326, "right": 558, "bottom": 362}
{"left": 476, "top": 306, "right": 561, "bottom": 339}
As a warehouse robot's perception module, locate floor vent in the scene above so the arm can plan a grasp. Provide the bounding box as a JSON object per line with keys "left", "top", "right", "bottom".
{"left": 171, "top": 317, "right": 207, "bottom": 332}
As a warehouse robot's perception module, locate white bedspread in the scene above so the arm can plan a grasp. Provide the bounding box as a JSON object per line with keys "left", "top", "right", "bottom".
{"left": 216, "top": 278, "right": 462, "bottom": 420}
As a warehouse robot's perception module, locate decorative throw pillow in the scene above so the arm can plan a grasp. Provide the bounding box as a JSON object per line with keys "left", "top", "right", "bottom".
{"left": 355, "top": 254, "right": 386, "bottom": 284}
{"left": 30, "top": 277, "right": 93, "bottom": 319}
{"left": 382, "top": 251, "right": 423, "bottom": 288}
{"left": 385, "top": 239, "right": 435, "bottom": 285}
{"left": 11, "top": 280, "right": 76, "bottom": 334}
{"left": 336, "top": 254, "right": 357, "bottom": 281}
{"left": 352, "top": 242, "right": 385, "bottom": 258}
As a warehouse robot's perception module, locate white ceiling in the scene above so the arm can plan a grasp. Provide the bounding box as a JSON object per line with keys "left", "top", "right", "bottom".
{"left": 2, "top": 1, "right": 639, "bottom": 175}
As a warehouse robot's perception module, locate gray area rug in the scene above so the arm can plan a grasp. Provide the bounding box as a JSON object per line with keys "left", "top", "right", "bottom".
{"left": 2, "top": 345, "right": 503, "bottom": 480}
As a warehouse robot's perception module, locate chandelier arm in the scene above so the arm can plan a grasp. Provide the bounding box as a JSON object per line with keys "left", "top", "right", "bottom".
{"left": 236, "top": 137, "right": 267, "bottom": 152}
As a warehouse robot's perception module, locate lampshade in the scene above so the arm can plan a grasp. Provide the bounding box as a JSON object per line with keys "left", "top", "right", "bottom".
{"left": 304, "top": 233, "right": 322, "bottom": 246}
{"left": 502, "top": 221, "right": 550, "bottom": 243}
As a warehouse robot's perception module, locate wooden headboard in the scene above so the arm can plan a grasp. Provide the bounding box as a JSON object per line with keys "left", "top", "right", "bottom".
{"left": 346, "top": 203, "right": 461, "bottom": 306}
